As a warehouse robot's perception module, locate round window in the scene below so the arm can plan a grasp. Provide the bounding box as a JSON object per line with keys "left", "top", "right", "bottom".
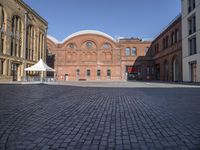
{"left": 86, "top": 41, "right": 93, "bottom": 48}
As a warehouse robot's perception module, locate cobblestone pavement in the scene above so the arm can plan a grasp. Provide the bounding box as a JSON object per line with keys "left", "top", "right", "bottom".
{"left": 0, "top": 84, "right": 200, "bottom": 150}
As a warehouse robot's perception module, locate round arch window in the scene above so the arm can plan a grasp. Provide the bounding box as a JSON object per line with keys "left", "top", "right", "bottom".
{"left": 86, "top": 41, "right": 93, "bottom": 48}
{"left": 103, "top": 43, "right": 110, "bottom": 49}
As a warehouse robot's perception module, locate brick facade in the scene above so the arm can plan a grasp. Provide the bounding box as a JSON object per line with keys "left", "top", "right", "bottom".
{"left": 47, "top": 17, "right": 182, "bottom": 82}
{"left": 47, "top": 31, "right": 151, "bottom": 81}
{"left": 149, "top": 15, "right": 182, "bottom": 81}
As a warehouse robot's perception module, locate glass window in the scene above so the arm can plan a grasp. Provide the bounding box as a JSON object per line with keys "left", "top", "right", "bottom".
{"left": 125, "top": 47, "right": 130, "bottom": 56}
{"left": 166, "top": 36, "right": 169, "bottom": 48}
{"left": 188, "top": 15, "right": 196, "bottom": 35}
{"left": 68, "top": 43, "right": 75, "bottom": 49}
{"left": 0, "top": 59, "right": 4, "bottom": 75}
{"left": 103, "top": 43, "right": 110, "bottom": 49}
{"left": 97, "top": 69, "right": 101, "bottom": 77}
{"left": 188, "top": 0, "right": 195, "bottom": 13}
{"left": 86, "top": 69, "right": 90, "bottom": 77}
{"left": 86, "top": 41, "right": 93, "bottom": 48}
{"left": 132, "top": 47, "right": 137, "bottom": 56}
{"left": 171, "top": 32, "right": 175, "bottom": 45}
{"left": 189, "top": 36, "right": 196, "bottom": 55}
{"left": 107, "top": 69, "right": 111, "bottom": 77}
{"left": 76, "top": 69, "right": 80, "bottom": 75}
{"left": 190, "top": 62, "right": 197, "bottom": 82}
{"left": 163, "top": 38, "right": 166, "bottom": 49}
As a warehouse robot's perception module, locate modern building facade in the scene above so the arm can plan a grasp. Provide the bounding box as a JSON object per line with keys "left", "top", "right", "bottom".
{"left": 47, "top": 30, "right": 151, "bottom": 81}
{"left": 0, "top": 0, "right": 48, "bottom": 82}
{"left": 182, "top": 0, "right": 200, "bottom": 82}
{"left": 149, "top": 15, "right": 182, "bottom": 82}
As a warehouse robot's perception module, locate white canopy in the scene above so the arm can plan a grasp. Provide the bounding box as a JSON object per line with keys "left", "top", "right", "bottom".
{"left": 25, "top": 59, "right": 55, "bottom": 72}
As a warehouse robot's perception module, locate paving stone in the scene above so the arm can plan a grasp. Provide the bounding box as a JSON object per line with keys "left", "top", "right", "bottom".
{"left": 0, "top": 84, "right": 199, "bottom": 149}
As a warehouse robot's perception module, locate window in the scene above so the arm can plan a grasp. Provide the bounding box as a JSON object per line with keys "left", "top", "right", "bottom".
{"left": 97, "top": 69, "right": 101, "bottom": 77}
{"left": 155, "top": 43, "right": 159, "bottom": 53}
{"left": 0, "top": 5, "right": 5, "bottom": 54}
{"left": 86, "top": 69, "right": 90, "bottom": 77}
{"left": 76, "top": 69, "right": 80, "bottom": 75}
{"left": 0, "top": 59, "right": 4, "bottom": 75}
{"left": 131, "top": 47, "right": 137, "bottom": 56}
{"left": 86, "top": 41, "right": 93, "bottom": 48}
{"left": 189, "top": 36, "right": 196, "bottom": 55}
{"left": 188, "top": 15, "right": 196, "bottom": 35}
{"left": 188, "top": 0, "right": 195, "bottom": 13}
{"left": 103, "top": 43, "right": 110, "bottom": 49}
{"left": 11, "top": 16, "right": 23, "bottom": 57}
{"left": 190, "top": 62, "right": 197, "bottom": 82}
{"left": 166, "top": 36, "right": 169, "bottom": 48}
{"left": 68, "top": 43, "right": 75, "bottom": 49}
{"left": 125, "top": 47, "right": 130, "bottom": 56}
{"left": 163, "top": 38, "right": 166, "bottom": 49}
{"left": 107, "top": 69, "right": 111, "bottom": 77}
{"left": 171, "top": 32, "right": 175, "bottom": 45}
{"left": 175, "top": 29, "right": 179, "bottom": 43}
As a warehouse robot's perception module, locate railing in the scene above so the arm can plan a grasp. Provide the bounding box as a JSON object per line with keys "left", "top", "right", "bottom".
{"left": 23, "top": 76, "right": 56, "bottom": 82}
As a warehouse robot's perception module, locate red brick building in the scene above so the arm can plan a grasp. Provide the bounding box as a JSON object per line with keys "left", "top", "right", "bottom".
{"left": 149, "top": 15, "right": 182, "bottom": 81}
{"left": 47, "top": 15, "right": 182, "bottom": 82}
{"left": 47, "top": 30, "right": 151, "bottom": 81}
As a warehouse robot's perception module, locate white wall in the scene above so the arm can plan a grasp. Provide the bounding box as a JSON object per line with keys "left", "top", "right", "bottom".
{"left": 182, "top": 0, "right": 200, "bottom": 82}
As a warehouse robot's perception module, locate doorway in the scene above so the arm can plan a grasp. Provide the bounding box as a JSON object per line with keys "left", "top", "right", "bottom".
{"left": 11, "top": 63, "right": 19, "bottom": 81}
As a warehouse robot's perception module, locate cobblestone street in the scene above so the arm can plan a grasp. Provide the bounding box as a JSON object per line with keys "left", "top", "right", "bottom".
{"left": 0, "top": 83, "right": 200, "bottom": 150}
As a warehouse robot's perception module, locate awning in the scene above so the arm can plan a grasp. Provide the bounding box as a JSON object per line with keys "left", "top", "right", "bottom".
{"left": 25, "top": 59, "right": 55, "bottom": 72}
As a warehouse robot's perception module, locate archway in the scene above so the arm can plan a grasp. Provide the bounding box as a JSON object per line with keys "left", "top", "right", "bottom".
{"left": 163, "top": 60, "right": 168, "bottom": 81}
{"left": 172, "top": 56, "right": 179, "bottom": 82}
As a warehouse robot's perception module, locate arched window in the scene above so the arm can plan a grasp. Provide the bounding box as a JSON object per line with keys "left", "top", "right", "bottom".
{"left": 38, "top": 32, "right": 44, "bottom": 60}
{"left": 132, "top": 47, "right": 137, "bottom": 56}
{"left": 11, "top": 16, "right": 23, "bottom": 57}
{"left": 86, "top": 41, "right": 93, "bottom": 48}
{"left": 172, "top": 56, "right": 180, "bottom": 82}
{"left": 125, "top": 47, "right": 130, "bottom": 56}
{"left": 103, "top": 43, "right": 110, "bottom": 49}
{"left": 0, "top": 5, "right": 5, "bottom": 54}
{"left": 26, "top": 25, "right": 35, "bottom": 60}
{"left": 67, "top": 43, "right": 76, "bottom": 49}
{"left": 163, "top": 60, "right": 168, "bottom": 81}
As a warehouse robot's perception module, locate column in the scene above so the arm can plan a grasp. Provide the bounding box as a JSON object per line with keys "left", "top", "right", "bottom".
{"left": 39, "top": 33, "right": 42, "bottom": 59}
{"left": 16, "top": 18, "right": 20, "bottom": 57}
{"left": 23, "top": 11, "right": 27, "bottom": 59}
{"left": 0, "top": 6, "right": 2, "bottom": 52}
{"left": 44, "top": 27, "right": 48, "bottom": 62}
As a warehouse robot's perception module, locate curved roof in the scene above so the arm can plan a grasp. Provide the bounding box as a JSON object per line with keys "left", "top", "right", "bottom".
{"left": 47, "top": 30, "right": 116, "bottom": 44}
{"left": 47, "top": 35, "right": 60, "bottom": 44}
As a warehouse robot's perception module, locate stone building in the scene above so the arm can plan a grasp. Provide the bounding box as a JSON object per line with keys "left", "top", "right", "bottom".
{"left": 149, "top": 15, "right": 182, "bottom": 82}
{"left": 0, "top": 0, "right": 47, "bottom": 82}
{"left": 182, "top": 0, "right": 200, "bottom": 82}
{"left": 47, "top": 30, "right": 151, "bottom": 81}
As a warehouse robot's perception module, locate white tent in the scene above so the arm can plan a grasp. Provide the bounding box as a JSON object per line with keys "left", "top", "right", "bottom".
{"left": 25, "top": 59, "right": 55, "bottom": 72}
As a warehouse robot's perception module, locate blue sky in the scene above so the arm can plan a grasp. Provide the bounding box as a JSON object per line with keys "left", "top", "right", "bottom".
{"left": 24, "top": 0, "right": 181, "bottom": 41}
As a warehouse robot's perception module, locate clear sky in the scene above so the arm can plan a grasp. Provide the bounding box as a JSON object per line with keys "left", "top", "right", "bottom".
{"left": 23, "top": 0, "right": 181, "bottom": 41}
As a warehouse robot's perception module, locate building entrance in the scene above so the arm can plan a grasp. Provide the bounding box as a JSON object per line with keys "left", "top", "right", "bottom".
{"left": 11, "top": 63, "right": 19, "bottom": 81}
{"left": 126, "top": 66, "right": 138, "bottom": 80}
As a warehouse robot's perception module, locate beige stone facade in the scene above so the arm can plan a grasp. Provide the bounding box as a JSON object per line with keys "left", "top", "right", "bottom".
{"left": 47, "top": 30, "right": 151, "bottom": 81}
{"left": 0, "top": 0, "right": 47, "bottom": 82}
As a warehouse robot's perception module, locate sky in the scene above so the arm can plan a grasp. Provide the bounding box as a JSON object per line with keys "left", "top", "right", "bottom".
{"left": 23, "top": 0, "right": 181, "bottom": 41}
